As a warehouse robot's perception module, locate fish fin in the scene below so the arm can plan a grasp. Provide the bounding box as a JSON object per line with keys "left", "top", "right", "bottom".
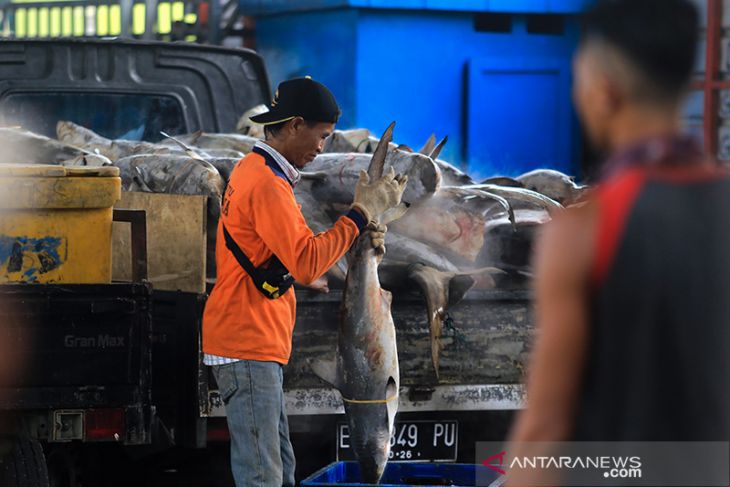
{"left": 355, "top": 137, "right": 372, "bottom": 152}
{"left": 190, "top": 130, "right": 204, "bottom": 145}
{"left": 159, "top": 131, "right": 211, "bottom": 162}
{"left": 479, "top": 176, "right": 524, "bottom": 188}
{"left": 309, "top": 356, "right": 341, "bottom": 388}
{"left": 446, "top": 274, "right": 476, "bottom": 308}
{"left": 368, "top": 121, "right": 395, "bottom": 179}
{"left": 473, "top": 190, "right": 516, "bottom": 229}
{"left": 380, "top": 202, "right": 409, "bottom": 225}
{"left": 459, "top": 266, "right": 506, "bottom": 276}
{"left": 407, "top": 263, "right": 479, "bottom": 380}
{"left": 429, "top": 135, "right": 448, "bottom": 160}
{"left": 418, "top": 133, "right": 437, "bottom": 155}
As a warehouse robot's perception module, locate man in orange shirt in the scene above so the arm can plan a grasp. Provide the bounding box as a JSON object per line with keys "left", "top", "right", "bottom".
{"left": 203, "top": 77, "right": 406, "bottom": 486}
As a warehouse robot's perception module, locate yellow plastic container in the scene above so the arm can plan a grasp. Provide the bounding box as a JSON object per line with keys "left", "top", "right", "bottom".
{"left": 0, "top": 164, "right": 121, "bottom": 284}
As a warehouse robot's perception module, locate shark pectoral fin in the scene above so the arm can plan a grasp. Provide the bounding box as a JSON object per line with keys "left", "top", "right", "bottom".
{"left": 380, "top": 202, "right": 409, "bottom": 225}
{"left": 446, "top": 274, "right": 476, "bottom": 308}
{"left": 447, "top": 267, "right": 504, "bottom": 306}
{"left": 406, "top": 264, "right": 452, "bottom": 380}
{"left": 309, "top": 356, "right": 341, "bottom": 388}
{"left": 408, "top": 264, "right": 489, "bottom": 380}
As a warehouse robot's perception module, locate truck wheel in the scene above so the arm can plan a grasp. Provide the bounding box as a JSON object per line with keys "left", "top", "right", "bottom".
{"left": 0, "top": 436, "right": 50, "bottom": 487}
{"left": 45, "top": 448, "right": 78, "bottom": 487}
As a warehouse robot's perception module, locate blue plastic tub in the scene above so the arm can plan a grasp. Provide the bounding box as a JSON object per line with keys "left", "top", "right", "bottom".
{"left": 301, "top": 461, "right": 499, "bottom": 486}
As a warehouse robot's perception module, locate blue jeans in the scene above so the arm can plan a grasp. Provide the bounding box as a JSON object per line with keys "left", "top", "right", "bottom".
{"left": 212, "top": 360, "right": 296, "bottom": 487}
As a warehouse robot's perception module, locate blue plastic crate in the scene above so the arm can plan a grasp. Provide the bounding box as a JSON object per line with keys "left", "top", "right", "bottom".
{"left": 301, "top": 461, "right": 500, "bottom": 486}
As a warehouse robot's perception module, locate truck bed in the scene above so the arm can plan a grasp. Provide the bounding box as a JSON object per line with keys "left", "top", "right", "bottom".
{"left": 203, "top": 288, "right": 533, "bottom": 416}
{"left": 287, "top": 289, "right": 533, "bottom": 388}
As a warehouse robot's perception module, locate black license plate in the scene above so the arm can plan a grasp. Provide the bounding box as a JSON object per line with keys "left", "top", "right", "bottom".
{"left": 336, "top": 420, "right": 458, "bottom": 462}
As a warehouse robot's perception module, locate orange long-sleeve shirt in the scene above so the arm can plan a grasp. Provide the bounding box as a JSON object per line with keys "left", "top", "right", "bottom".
{"left": 203, "top": 148, "right": 364, "bottom": 364}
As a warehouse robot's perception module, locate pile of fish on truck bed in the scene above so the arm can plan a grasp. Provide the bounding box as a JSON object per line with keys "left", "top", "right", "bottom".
{"left": 0, "top": 122, "right": 588, "bottom": 376}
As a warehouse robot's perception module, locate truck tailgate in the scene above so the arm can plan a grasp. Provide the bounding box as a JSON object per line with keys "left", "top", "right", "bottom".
{"left": 0, "top": 283, "right": 151, "bottom": 410}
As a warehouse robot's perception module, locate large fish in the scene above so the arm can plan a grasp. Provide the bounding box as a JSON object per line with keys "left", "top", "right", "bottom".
{"left": 424, "top": 135, "right": 475, "bottom": 187}
{"left": 323, "top": 128, "right": 377, "bottom": 153}
{"left": 478, "top": 208, "right": 551, "bottom": 276}
{"left": 57, "top": 121, "right": 179, "bottom": 161}
{"left": 383, "top": 233, "right": 459, "bottom": 272}
{"left": 305, "top": 150, "right": 441, "bottom": 206}
{"left": 456, "top": 184, "right": 564, "bottom": 212}
{"left": 162, "top": 131, "right": 258, "bottom": 154}
{"left": 61, "top": 153, "right": 114, "bottom": 167}
{"left": 515, "top": 169, "right": 589, "bottom": 206}
{"left": 311, "top": 122, "right": 404, "bottom": 483}
{"left": 324, "top": 130, "right": 471, "bottom": 187}
{"left": 389, "top": 188, "right": 514, "bottom": 262}
{"left": 114, "top": 154, "right": 224, "bottom": 217}
{"left": 235, "top": 104, "right": 267, "bottom": 139}
{"left": 434, "top": 158, "right": 473, "bottom": 186}
{"left": 0, "top": 127, "right": 87, "bottom": 164}
{"left": 115, "top": 153, "right": 225, "bottom": 280}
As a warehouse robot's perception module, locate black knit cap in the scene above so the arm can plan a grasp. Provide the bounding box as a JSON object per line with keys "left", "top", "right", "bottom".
{"left": 250, "top": 76, "right": 341, "bottom": 125}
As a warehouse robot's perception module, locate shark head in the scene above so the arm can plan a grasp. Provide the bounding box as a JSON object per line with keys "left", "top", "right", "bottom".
{"left": 345, "top": 399, "right": 394, "bottom": 483}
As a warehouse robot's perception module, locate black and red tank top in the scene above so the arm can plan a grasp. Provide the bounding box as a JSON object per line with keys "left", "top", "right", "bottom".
{"left": 573, "top": 135, "right": 730, "bottom": 441}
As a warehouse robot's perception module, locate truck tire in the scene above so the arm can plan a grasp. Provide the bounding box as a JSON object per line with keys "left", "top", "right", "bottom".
{"left": 45, "top": 447, "right": 79, "bottom": 487}
{"left": 0, "top": 436, "right": 50, "bottom": 487}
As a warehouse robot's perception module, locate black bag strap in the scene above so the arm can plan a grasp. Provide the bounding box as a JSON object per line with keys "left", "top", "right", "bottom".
{"left": 221, "top": 223, "right": 294, "bottom": 299}
{"left": 222, "top": 223, "right": 259, "bottom": 279}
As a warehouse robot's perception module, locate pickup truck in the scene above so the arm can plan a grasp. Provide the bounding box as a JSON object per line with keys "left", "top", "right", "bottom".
{"left": 0, "top": 38, "right": 531, "bottom": 486}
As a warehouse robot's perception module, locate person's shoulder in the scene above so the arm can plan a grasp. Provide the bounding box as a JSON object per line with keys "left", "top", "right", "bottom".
{"left": 241, "top": 162, "right": 293, "bottom": 202}
{"left": 534, "top": 200, "right": 599, "bottom": 285}
{"left": 595, "top": 167, "right": 647, "bottom": 203}
{"left": 231, "top": 152, "right": 284, "bottom": 185}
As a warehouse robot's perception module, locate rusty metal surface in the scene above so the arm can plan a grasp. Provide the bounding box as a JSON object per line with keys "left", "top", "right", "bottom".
{"left": 284, "top": 289, "right": 533, "bottom": 389}
{"left": 206, "top": 384, "right": 525, "bottom": 417}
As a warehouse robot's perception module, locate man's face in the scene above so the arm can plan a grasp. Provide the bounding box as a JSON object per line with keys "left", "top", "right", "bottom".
{"left": 288, "top": 119, "right": 335, "bottom": 168}
{"left": 573, "top": 47, "right": 611, "bottom": 151}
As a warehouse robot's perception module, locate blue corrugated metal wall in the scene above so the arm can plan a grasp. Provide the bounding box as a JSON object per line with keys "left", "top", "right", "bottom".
{"left": 245, "top": 1, "right": 592, "bottom": 177}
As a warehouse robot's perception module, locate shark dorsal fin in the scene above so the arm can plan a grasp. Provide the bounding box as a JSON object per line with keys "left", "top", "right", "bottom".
{"left": 418, "top": 133, "right": 437, "bottom": 155}
{"left": 368, "top": 121, "right": 395, "bottom": 179}
{"left": 429, "top": 135, "right": 448, "bottom": 160}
